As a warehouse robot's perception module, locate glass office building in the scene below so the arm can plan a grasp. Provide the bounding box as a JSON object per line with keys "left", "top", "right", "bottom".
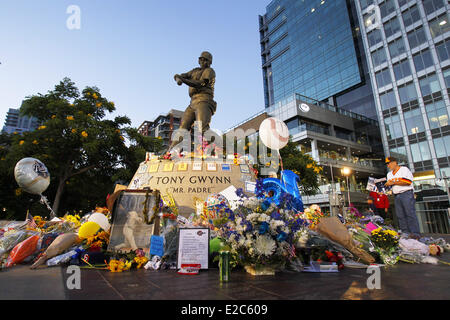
{"left": 355, "top": 0, "right": 450, "bottom": 232}
{"left": 260, "top": 0, "right": 363, "bottom": 108}
{"left": 355, "top": 0, "right": 450, "bottom": 177}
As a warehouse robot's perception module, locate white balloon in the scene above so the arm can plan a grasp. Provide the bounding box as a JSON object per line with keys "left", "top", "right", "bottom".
{"left": 14, "top": 158, "right": 50, "bottom": 195}
{"left": 259, "top": 117, "right": 290, "bottom": 150}
{"left": 88, "top": 212, "right": 110, "bottom": 232}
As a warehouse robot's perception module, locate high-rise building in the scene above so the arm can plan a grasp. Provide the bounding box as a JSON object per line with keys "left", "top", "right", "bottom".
{"left": 2, "top": 108, "right": 39, "bottom": 134}
{"left": 138, "top": 109, "right": 184, "bottom": 148}
{"left": 354, "top": 0, "right": 450, "bottom": 231}
{"left": 260, "top": 0, "right": 380, "bottom": 119}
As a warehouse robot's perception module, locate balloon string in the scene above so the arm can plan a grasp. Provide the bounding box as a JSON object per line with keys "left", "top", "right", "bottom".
{"left": 40, "top": 194, "right": 56, "bottom": 219}
{"left": 279, "top": 152, "right": 287, "bottom": 190}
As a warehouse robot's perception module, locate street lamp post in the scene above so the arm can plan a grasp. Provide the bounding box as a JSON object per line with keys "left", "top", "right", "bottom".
{"left": 341, "top": 167, "right": 351, "bottom": 207}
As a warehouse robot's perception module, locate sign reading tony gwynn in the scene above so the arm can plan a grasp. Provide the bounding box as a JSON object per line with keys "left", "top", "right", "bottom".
{"left": 128, "top": 160, "right": 255, "bottom": 215}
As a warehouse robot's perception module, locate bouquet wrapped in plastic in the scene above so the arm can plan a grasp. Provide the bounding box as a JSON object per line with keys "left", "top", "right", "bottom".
{"left": 0, "top": 230, "right": 29, "bottom": 256}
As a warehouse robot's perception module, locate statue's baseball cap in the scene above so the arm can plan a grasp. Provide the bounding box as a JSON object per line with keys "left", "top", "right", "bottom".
{"left": 385, "top": 156, "right": 398, "bottom": 164}
{"left": 199, "top": 51, "right": 213, "bottom": 63}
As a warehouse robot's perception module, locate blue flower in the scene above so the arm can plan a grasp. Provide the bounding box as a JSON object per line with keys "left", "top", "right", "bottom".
{"left": 235, "top": 188, "right": 246, "bottom": 198}
{"left": 277, "top": 231, "right": 287, "bottom": 242}
{"left": 259, "top": 221, "right": 269, "bottom": 235}
{"left": 261, "top": 200, "right": 271, "bottom": 211}
{"left": 271, "top": 211, "right": 281, "bottom": 220}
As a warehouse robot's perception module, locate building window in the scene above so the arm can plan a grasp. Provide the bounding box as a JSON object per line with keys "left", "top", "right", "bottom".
{"left": 419, "top": 74, "right": 442, "bottom": 96}
{"left": 384, "top": 114, "right": 404, "bottom": 139}
{"left": 390, "top": 145, "right": 408, "bottom": 163}
{"left": 379, "top": 0, "right": 396, "bottom": 19}
{"left": 375, "top": 68, "right": 392, "bottom": 87}
{"left": 401, "top": 5, "right": 421, "bottom": 28}
{"left": 428, "top": 14, "right": 450, "bottom": 39}
{"left": 397, "top": 0, "right": 408, "bottom": 7}
{"left": 443, "top": 68, "right": 450, "bottom": 89}
{"left": 360, "top": 0, "right": 374, "bottom": 10}
{"left": 407, "top": 27, "right": 427, "bottom": 49}
{"left": 404, "top": 108, "right": 425, "bottom": 134}
{"left": 436, "top": 39, "right": 450, "bottom": 62}
{"left": 425, "top": 99, "right": 449, "bottom": 129}
{"left": 372, "top": 47, "right": 388, "bottom": 66}
{"left": 380, "top": 90, "right": 397, "bottom": 110}
{"left": 388, "top": 37, "right": 406, "bottom": 58}
{"left": 393, "top": 59, "right": 412, "bottom": 80}
{"left": 384, "top": 17, "right": 401, "bottom": 38}
{"left": 398, "top": 82, "right": 418, "bottom": 104}
{"left": 410, "top": 141, "right": 432, "bottom": 162}
{"left": 422, "top": 0, "right": 446, "bottom": 16}
{"left": 367, "top": 28, "right": 383, "bottom": 46}
{"left": 413, "top": 49, "right": 434, "bottom": 71}
{"left": 433, "top": 135, "right": 450, "bottom": 158}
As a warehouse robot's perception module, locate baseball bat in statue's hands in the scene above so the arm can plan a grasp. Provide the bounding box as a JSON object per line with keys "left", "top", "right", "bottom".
{"left": 174, "top": 74, "right": 183, "bottom": 86}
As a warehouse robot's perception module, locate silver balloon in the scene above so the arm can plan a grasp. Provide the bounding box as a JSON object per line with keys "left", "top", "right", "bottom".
{"left": 14, "top": 158, "right": 50, "bottom": 195}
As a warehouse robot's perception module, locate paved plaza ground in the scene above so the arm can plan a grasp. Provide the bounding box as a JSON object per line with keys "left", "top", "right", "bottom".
{"left": 1, "top": 252, "right": 449, "bottom": 300}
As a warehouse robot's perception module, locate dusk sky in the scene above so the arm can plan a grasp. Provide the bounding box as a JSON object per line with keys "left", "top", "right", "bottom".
{"left": 0, "top": 1, "right": 269, "bottom": 132}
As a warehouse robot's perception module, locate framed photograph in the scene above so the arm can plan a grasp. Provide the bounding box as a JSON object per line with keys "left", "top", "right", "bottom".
{"left": 163, "top": 162, "right": 174, "bottom": 172}
{"left": 148, "top": 162, "right": 159, "bottom": 173}
{"left": 240, "top": 164, "right": 250, "bottom": 174}
{"left": 108, "top": 190, "right": 160, "bottom": 254}
{"left": 245, "top": 181, "right": 256, "bottom": 193}
{"left": 177, "top": 162, "right": 188, "bottom": 171}
{"left": 240, "top": 174, "right": 252, "bottom": 182}
{"left": 206, "top": 162, "right": 217, "bottom": 172}
{"left": 177, "top": 228, "right": 210, "bottom": 269}
{"left": 192, "top": 162, "right": 202, "bottom": 171}
{"left": 221, "top": 164, "right": 231, "bottom": 172}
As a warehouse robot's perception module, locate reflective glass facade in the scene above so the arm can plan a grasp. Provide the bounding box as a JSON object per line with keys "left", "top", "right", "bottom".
{"left": 354, "top": 0, "right": 450, "bottom": 179}
{"left": 260, "top": 0, "right": 362, "bottom": 107}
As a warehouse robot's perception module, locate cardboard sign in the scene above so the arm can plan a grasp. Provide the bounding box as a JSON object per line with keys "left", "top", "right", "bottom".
{"left": 150, "top": 235, "right": 164, "bottom": 257}
{"left": 177, "top": 228, "right": 209, "bottom": 269}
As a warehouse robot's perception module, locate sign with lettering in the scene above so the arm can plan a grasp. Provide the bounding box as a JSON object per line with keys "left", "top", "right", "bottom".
{"left": 129, "top": 160, "right": 256, "bottom": 216}
{"left": 150, "top": 235, "right": 164, "bottom": 257}
{"left": 177, "top": 228, "right": 210, "bottom": 269}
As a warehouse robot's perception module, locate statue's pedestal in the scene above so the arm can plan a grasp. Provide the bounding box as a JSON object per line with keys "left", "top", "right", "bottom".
{"left": 128, "top": 158, "right": 256, "bottom": 216}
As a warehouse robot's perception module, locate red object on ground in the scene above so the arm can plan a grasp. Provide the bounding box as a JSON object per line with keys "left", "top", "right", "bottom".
{"left": 369, "top": 191, "right": 390, "bottom": 209}
{"left": 6, "top": 235, "right": 40, "bottom": 267}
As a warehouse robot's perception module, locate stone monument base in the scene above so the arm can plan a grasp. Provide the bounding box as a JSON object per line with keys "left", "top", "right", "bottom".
{"left": 128, "top": 157, "right": 257, "bottom": 216}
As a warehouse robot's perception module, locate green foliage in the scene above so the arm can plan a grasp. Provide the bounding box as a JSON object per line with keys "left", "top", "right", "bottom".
{"left": 0, "top": 78, "right": 163, "bottom": 219}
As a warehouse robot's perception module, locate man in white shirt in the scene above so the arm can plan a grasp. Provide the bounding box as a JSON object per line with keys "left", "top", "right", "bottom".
{"left": 385, "top": 157, "right": 420, "bottom": 237}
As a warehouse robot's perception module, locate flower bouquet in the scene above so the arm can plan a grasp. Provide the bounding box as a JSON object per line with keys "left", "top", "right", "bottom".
{"left": 370, "top": 227, "right": 399, "bottom": 265}
{"left": 217, "top": 192, "right": 308, "bottom": 275}
{"left": 300, "top": 205, "right": 324, "bottom": 229}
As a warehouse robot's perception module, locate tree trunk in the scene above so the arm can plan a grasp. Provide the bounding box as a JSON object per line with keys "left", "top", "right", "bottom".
{"left": 52, "top": 177, "right": 66, "bottom": 216}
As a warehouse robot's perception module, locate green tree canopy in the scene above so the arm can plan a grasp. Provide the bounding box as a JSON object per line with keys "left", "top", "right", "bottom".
{"left": 1, "top": 78, "right": 163, "bottom": 218}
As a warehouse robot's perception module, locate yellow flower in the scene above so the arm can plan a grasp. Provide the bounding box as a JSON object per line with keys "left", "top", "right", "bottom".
{"left": 13, "top": 131, "right": 18, "bottom": 135}
{"left": 15, "top": 188, "right": 22, "bottom": 196}
{"left": 67, "top": 116, "right": 74, "bottom": 121}
{"left": 81, "top": 131, "right": 88, "bottom": 138}
{"left": 115, "top": 129, "right": 121, "bottom": 134}
{"left": 38, "top": 125, "right": 46, "bottom": 130}
{"left": 96, "top": 102, "right": 102, "bottom": 108}
{"left": 119, "top": 136, "right": 124, "bottom": 141}
{"left": 111, "top": 102, "right": 115, "bottom": 106}
{"left": 86, "top": 92, "right": 91, "bottom": 96}
{"left": 32, "top": 140, "right": 38, "bottom": 145}
{"left": 19, "top": 140, "right": 25, "bottom": 145}
{"left": 307, "top": 163, "right": 313, "bottom": 169}
{"left": 87, "top": 113, "right": 92, "bottom": 117}
{"left": 92, "top": 93, "right": 98, "bottom": 99}
{"left": 71, "top": 129, "right": 77, "bottom": 134}
{"left": 51, "top": 115, "right": 56, "bottom": 119}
